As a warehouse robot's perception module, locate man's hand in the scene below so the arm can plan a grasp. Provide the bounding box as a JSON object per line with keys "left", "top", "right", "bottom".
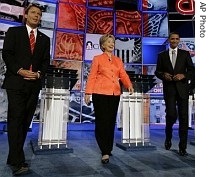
{"left": 163, "top": 72, "right": 173, "bottom": 81}
{"left": 18, "top": 69, "right": 39, "bottom": 80}
{"left": 173, "top": 74, "right": 185, "bottom": 81}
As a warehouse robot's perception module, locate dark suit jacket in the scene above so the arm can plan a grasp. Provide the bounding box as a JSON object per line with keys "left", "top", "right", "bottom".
{"left": 155, "top": 49, "right": 195, "bottom": 99}
{"left": 2, "top": 26, "right": 50, "bottom": 90}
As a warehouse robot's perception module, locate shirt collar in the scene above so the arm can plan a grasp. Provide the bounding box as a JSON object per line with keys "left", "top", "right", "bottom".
{"left": 169, "top": 47, "right": 178, "bottom": 53}
{"left": 26, "top": 24, "right": 37, "bottom": 36}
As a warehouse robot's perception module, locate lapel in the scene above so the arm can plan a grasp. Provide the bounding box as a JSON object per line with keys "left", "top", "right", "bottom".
{"left": 21, "top": 27, "right": 32, "bottom": 55}
{"left": 22, "top": 26, "right": 41, "bottom": 56}
{"left": 33, "top": 30, "right": 43, "bottom": 55}
{"left": 164, "top": 49, "right": 173, "bottom": 69}
{"left": 174, "top": 49, "right": 181, "bottom": 70}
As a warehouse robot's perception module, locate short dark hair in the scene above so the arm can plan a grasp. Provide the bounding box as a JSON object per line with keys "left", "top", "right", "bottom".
{"left": 168, "top": 32, "right": 180, "bottom": 39}
{"left": 25, "top": 3, "right": 42, "bottom": 15}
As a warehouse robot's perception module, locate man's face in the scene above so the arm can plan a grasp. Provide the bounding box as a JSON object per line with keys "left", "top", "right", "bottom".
{"left": 168, "top": 34, "right": 180, "bottom": 49}
{"left": 25, "top": 6, "right": 42, "bottom": 28}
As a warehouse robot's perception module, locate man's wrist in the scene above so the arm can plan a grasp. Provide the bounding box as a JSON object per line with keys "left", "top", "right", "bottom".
{"left": 17, "top": 68, "right": 23, "bottom": 74}
{"left": 37, "top": 72, "right": 40, "bottom": 79}
{"left": 37, "top": 71, "right": 41, "bottom": 78}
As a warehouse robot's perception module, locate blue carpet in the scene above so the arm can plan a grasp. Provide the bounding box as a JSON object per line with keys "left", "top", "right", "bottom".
{"left": 0, "top": 122, "right": 195, "bottom": 177}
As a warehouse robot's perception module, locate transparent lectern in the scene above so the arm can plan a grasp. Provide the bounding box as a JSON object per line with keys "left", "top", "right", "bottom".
{"left": 116, "top": 73, "right": 157, "bottom": 151}
{"left": 31, "top": 65, "right": 78, "bottom": 154}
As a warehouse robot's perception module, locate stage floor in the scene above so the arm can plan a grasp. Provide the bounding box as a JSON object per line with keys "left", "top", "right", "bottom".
{"left": 0, "top": 122, "right": 195, "bottom": 177}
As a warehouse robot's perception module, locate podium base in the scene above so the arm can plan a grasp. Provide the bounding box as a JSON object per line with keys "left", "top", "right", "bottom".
{"left": 30, "top": 140, "right": 73, "bottom": 155}
{"left": 116, "top": 142, "right": 156, "bottom": 151}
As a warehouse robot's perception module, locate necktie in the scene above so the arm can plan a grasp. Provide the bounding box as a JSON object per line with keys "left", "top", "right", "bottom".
{"left": 30, "top": 30, "right": 35, "bottom": 54}
{"left": 29, "top": 30, "right": 35, "bottom": 71}
{"left": 172, "top": 50, "right": 176, "bottom": 68}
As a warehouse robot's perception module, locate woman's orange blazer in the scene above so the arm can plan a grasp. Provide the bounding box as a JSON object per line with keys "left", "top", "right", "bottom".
{"left": 85, "top": 53, "right": 132, "bottom": 96}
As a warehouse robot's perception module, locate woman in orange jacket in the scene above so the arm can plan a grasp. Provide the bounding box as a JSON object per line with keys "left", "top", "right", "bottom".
{"left": 84, "top": 34, "right": 134, "bottom": 164}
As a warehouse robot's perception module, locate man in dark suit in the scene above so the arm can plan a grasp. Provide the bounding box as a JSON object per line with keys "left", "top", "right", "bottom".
{"left": 2, "top": 3, "right": 50, "bottom": 175}
{"left": 155, "top": 32, "right": 195, "bottom": 156}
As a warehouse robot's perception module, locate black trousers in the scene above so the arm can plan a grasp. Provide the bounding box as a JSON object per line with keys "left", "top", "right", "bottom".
{"left": 92, "top": 94, "right": 120, "bottom": 156}
{"left": 164, "top": 91, "right": 189, "bottom": 149}
{"left": 6, "top": 84, "right": 40, "bottom": 166}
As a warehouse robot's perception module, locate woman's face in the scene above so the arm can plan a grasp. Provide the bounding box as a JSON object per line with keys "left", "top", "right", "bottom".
{"left": 102, "top": 37, "right": 115, "bottom": 53}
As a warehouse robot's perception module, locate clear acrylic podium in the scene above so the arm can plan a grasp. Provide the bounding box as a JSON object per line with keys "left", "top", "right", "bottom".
{"left": 31, "top": 65, "right": 78, "bottom": 154}
{"left": 38, "top": 88, "right": 70, "bottom": 148}
{"left": 121, "top": 92, "right": 150, "bottom": 143}
{"left": 116, "top": 73, "right": 157, "bottom": 151}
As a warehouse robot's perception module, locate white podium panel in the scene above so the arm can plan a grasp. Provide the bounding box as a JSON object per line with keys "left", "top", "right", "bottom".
{"left": 121, "top": 92, "right": 150, "bottom": 144}
{"left": 188, "top": 95, "right": 195, "bottom": 128}
{"left": 38, "top": 88, "right": 70, "bottom": 149}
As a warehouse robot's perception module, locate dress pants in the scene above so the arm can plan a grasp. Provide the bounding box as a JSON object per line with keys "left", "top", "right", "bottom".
{"left": 92, "top": 94, "right": 120, "bottom": 155}
{"left": 6, "top": 82, "right": 40, "bottom": 166}
{"left": 164, "top": 91, "right": 189, "bottom": 149}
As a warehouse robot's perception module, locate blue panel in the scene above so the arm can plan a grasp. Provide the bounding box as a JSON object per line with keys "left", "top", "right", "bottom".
{"left": 143, "top": 44, "right": 166, "bottom": 64}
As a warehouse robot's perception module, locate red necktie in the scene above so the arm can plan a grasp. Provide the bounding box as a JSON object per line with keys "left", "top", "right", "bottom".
{"left": 30, "top": 30, "right": 35, "bottom": 54}
{"left": 29, "top": 30, "right": 35, "bottom": 71}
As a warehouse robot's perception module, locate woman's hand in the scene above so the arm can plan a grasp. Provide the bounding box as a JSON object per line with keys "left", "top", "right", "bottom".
{"left": 128, "top": 86, "right": 134, "bottom": 95}
{"left": 84, "top": 94, "right": 91, "bottom": 105}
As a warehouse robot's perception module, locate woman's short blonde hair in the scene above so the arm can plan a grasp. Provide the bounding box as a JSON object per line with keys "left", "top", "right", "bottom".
{"left": 99, "top": 34, "right": 115, "bottom": 52}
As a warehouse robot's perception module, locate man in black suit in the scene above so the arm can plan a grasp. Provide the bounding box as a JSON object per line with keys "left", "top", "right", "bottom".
{"left": 155, "top": 32, "right": 195, "bottom": 156}
{"left": 2, "top": 3, "right": 50, "bottom": 175}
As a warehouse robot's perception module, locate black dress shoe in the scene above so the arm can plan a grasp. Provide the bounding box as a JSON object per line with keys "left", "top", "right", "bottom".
{"left": 7, "top": 162, "right": 29, "bottom": 168}
{"left": 101, "top": 158, "right": 109, "bottom": 164}
{"left": 21, "top": 162, "right": 29, "bottom": 167}
{"left": 12, "top": 166, "right": 29, "bottom": 176}
{"left": 101, "top": 155, "right": 109, "bottom": 164}
{"left": 164, "top": 140, "right": 172, "bottom": 150}
{"left": 179, "top": 149, "right": 188, "bottom": 156}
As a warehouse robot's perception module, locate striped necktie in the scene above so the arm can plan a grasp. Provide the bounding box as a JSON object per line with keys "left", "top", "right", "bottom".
{"left": 30, "top": 30, "right": 35, "bottom": 54}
